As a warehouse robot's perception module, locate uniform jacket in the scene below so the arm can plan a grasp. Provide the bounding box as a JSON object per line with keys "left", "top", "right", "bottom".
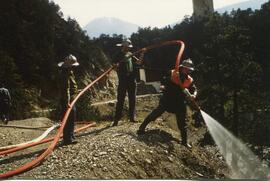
{"left": 159, "top": 72, "right": 197, "bottom": 113}
{"left": 59, "top": 68, "right": 78, "bottom": 110}
{"left": 113, "top": 51, "right": 137, "bottom": 80}
{"left": 0, "top": 87, "right": 11, "bottom": 105}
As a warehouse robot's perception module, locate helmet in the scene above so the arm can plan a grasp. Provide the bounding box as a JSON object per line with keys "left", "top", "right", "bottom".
{"left": 180, "top": 58, "right": 194, "bottom": 71}
{"left": 66, "top": 54, "right": 77, "bottom": 62}
{"left": 58, "top": 54, "right": 79, "bottom": 68}
{"left": 116, "top": 39, "right": 133, "bottom": 48}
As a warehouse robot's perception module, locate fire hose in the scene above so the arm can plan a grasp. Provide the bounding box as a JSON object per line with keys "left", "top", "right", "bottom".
{"left": 0, "top": 67, "right": 113, "bottom": 178}
{"left": 0, "top": 40, "right": 200, "bottom": 178}
{"left": 0, "top": 124, "right": 60, "bottom": 151}
{"left": 0, "top": 124, "right": 51, "bottom": 129}
{"left": 0, "top": 121, "right": 98, "bottom": 152}
{"left": 0, "top": 122, "right": 96, "bottom": 156}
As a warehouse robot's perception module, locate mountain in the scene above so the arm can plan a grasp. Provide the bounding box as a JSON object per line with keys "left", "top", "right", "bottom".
{"left": 84, "top": 17, "right": 140, "bottom": 38}
{"left": 217, "top": 0, "right": 269, "bottom": 13}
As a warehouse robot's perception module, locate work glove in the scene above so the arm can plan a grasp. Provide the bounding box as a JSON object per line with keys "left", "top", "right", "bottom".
{"left": 183, "top": 88, "right": 191, "bottom": 97}
{"left": 183, "top": 88, "right": 196, "bottom": 99}
{"left": 160, "top": 85, "right": 165, "bottom": 91}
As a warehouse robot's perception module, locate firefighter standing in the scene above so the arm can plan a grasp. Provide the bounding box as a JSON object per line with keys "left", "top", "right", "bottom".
{"left": 0, "top": 84, "right": 11, "bottom": 124}
{"left": 112, "top": 39, "right": 144, "bottom": 126}
{"left": 137, "top": 59, "right": 197, "bottom": 148}
{"left": 58, "top": 54, "right": 79, "bottom": 145}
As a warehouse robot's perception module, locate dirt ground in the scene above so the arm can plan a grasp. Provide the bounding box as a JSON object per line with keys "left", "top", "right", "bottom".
{"left": 0, "top": 95, "right": 233, "bottom": 179}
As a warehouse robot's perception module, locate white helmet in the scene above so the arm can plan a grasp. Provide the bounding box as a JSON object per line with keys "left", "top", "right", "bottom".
{"left": 58, "top": 54, "right": 79, "bottom": 68}
{"left": 180, "top": 58, "right": 194, "bottom": 71}
{"left": 116, "top": 39, "right": 133, "bottom": 48}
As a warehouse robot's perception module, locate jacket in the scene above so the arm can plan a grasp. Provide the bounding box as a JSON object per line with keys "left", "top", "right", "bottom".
{"left": 59, "top": 68, "right": 78, "bottom": 110}
{"left": 113, "top": 51, "right": 137, "bottom": 80}
{"left": 0, "top": 87, "right": 11, "bottom": 105}
{"left": 159, "top": 72, "right": 197, "bottom": 113}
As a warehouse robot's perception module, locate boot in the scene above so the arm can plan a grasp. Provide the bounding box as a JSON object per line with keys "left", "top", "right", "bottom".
{"left": 137, "top": 129, "right": 145, "bottom": 135}
{"left": 3, "top": 118, "right": 8, "bottom": 125}
{"left": 62, "top": 138, "right": 78, "bottom": 145}
{"left": 137, "top": 124, "right": 146, "bottom": 135}
{"left": 111, "top": 119, "right": 119, "bottom": 127}
{"left": 181, "top": 140, "right": 192, "bottom": 148}
{"left": 130, "top": 118, "right": 137, "bottom": 123}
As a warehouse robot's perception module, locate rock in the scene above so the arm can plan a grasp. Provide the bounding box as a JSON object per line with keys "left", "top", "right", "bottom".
{"left": 128, "top": 158, "right": 135, "bottom": 164}
{"left": 99, "top": 151, "right": 107, "bottom": 156}
{"left": 168, "top": 156, "right": 174, "bottom": 162}
{"left": 145, "top": 158, "right": 152, "bottom": 164}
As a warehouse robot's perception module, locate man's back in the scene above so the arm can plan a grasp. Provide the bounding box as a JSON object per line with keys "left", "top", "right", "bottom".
{"left": 0, "top": 87, "right": 11, "bottom": 104}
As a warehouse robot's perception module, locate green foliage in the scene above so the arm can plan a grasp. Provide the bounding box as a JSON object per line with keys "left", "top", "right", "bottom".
{"left": 76, "top": 93, "right": 96, "bottom": 121}
{"left": 0, "top": 0, "right": 111, "bottom": 119}
{"left": 0, "top": 51, "right": 22, "bottom": 87}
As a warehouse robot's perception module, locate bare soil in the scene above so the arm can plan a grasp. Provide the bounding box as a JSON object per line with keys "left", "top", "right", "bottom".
{"left": 0, "top": 96, "right": 230, "bottom": 179}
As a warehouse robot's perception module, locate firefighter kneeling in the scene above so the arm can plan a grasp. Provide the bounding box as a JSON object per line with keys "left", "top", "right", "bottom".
{"left": 137, "top": 58, "right": 197, "bottom": 148}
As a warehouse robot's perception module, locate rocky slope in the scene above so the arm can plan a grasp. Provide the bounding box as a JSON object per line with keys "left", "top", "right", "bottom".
{"left": 0, "top": 96, "right": 231, "bottom": 180}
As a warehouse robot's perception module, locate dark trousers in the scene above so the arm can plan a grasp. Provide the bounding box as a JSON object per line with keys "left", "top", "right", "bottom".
{"left": 139, "top": 103, "right": 188, "bottom": 144}
{"left": 63, "top": 105, "right": 76, "bottom": 142}
{"left": 0, "top": 103, "right": 10, "bottom": 123}
{"left": 114, "top": 76, "right": 136, "bottom": 122}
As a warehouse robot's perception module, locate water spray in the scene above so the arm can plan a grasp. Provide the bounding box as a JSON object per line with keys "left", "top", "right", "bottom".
{"left": 201, "top": 111, "right": 270, "bottom": 179}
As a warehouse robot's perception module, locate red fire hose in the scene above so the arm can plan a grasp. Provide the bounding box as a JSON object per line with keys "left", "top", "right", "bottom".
{"left": 0, "top": 40, "right": 200, "bottom": 178}
{"left": 0, "top": 67, "right": 114, "bottom": 178}
{"left": 132, "top": 40, "right": 185, "bottom": 70}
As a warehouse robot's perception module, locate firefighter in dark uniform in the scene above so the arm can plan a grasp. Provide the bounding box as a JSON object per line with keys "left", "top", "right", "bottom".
{"left": 137, "top": 59, "right": 197, "bottom": 148}
{"left": 58, "top": 54, "right": 79, "bottom": 145}
{"left": 112, "top": 39, "right": 144, "bottom": 126}
{"left": 0, "top": 84, "right": 11, "bottom": 124}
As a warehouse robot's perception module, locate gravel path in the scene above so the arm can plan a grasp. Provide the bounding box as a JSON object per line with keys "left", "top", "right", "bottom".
{"left": 1, "top": 118, "right": 229, "bottom": 179}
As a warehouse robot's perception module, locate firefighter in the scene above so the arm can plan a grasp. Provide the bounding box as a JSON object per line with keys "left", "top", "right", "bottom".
{"left": 137, "top": 58, "right": 197, "bottom": 148}
{"left": 0, "top": 84, "right": 11, "bottom": 125}
{"left": 58, "top": 54, "right": 79, "bottom": 145}
{"left": 112, "top": 39, "right": 144, "bottom": 126}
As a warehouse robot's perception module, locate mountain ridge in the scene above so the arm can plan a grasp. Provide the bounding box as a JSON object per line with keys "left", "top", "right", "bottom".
{"left": 84, "top": 17, "right": 140, "bottom": 38}
{"left": 83, "top": 0, "right": 269, "bottom": 37}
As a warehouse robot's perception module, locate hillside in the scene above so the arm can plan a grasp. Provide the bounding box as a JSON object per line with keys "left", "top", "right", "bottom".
{"left": 84, "top": 17, "right": 140, "bottom": 38}
{"left": 0, "top": 109, "right": 229, "bottom": 179}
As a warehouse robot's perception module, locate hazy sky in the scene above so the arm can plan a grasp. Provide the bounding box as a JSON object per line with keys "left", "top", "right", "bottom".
{"left": 51, "top": 0, "right": 249, "bottom": 28}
